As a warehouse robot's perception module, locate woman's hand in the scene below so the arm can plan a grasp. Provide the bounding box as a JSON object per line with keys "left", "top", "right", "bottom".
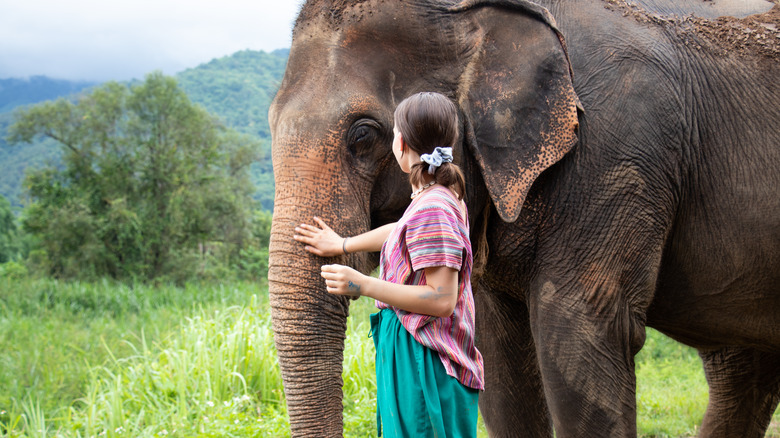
{"left": 321, "top": 264, "right": 366, "bottom": 297}
{"left": 321, "top": 263, "right": 459, "bottom": 316}
{"left": 294, "top": 217, "right": 345, "bottom": 257}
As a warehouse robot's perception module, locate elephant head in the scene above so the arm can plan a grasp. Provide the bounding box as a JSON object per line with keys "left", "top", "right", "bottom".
{"left": 268, "top": 0, "right": 579, "bottom": 434}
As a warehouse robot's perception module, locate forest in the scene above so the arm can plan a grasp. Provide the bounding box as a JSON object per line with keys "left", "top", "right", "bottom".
{"left": 0, "top": 49, "right": 287, "bottom": 212}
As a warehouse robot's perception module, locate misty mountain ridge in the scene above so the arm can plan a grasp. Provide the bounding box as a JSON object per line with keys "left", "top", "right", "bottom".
{"left": 0, "top": 76, "right": 99, "bottom": 113}
{"left": 0, "top": 48, "right": 289, "bottom": 210}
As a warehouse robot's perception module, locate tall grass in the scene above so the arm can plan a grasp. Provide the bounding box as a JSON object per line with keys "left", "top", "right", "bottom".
{"left": 0, "top": 277, "right": 374, "bottom": 437}
{"left": 0, "top": 277, "right": 777, "bottom": 437}
{"left": 0, "top": 278, "right": 257, "bottom": 417}
{"left": 0, "top": 277, "right": 284, "bottom": 437}
{"left": 67, "top": 299, "right": 288, "bottom": 437}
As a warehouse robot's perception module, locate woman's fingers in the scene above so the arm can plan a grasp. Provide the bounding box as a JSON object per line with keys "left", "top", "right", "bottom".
{"left": 321, "top": 265, "right": 341, "bottom": 277}
{"left": 306, "top": 246, "right": 324, "bottom": 257}
{"left": 294, "top": 219, "right": 343, "bottom": 258}
{"left": 295, "top": 219, "right": 329, "bottom": 237}
{"left": 313, "top": 216, "right": 332, "bottom": 231}
{"left": 296, "top": 221, "right": 328, "bottom": 234}
{"left": 295, "top": 221, "right": 330, "bottom": 256}
{"left": 321, "top": 266, "right": 345, "bottom": 294}
{"left": 294, "top": 224, "right": 319, "bottom": 237}
{"left": 321, "top": 265, "right": 347, "bottom": 283}
{"left": 293, "top": 233, "right": 310, "bottom": 244}
{"left": 294, "top": 236, "right": 322, "bottom": 255}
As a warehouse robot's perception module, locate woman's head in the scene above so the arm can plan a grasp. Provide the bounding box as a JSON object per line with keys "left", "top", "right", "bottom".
{"left": 393, "top": 92, "right": 465, "bottom": 199}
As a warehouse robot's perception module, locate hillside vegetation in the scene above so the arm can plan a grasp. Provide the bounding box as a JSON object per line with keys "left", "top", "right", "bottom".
{"left": 178, "top": 49, "right": 288, "bottom": 210}
{"left": 0, "top": 49, "right": 288, "bottom": 210}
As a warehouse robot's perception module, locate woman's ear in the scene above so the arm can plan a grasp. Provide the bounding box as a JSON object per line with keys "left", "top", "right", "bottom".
{"left": 452, "top": 1, "right": 581, "bottom": 223}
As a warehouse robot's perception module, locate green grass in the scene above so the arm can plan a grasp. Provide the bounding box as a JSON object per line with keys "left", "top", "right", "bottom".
{"left": 0, "top": 277, "right": 778, "bottom": 437}
{"left": 636, "top": 329, "right": 708, "bottom": 437}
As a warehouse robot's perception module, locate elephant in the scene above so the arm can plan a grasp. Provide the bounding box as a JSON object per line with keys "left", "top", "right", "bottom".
{"left": 268, "top": 0, "right": 780, "bottom": 436}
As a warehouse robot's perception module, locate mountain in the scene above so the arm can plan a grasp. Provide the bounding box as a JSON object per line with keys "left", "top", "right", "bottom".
{"left": 0, "top": 49, "right": 288, "bottom": 210}
{"left": 178, "top": 48, "right": 288, "bottom": 140}
{"left": 0, "top": 76, "right": 99, "bottom": 113}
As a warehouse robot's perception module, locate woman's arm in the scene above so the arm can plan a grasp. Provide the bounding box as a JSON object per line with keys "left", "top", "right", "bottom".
{"left": 343, "top": 222, "right": 396, "bottom": 254}
{"left": 321, "top": 264, "right": 459, "bottom": 317}
{"left": 294, "top": 217, "right": 395, "bottom": 257}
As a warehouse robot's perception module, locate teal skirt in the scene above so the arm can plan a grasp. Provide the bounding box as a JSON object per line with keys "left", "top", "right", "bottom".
{"left": 370, "top": 308, "right": 479, "bottom": 437}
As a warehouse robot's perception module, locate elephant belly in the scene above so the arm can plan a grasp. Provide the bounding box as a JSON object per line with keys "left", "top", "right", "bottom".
{"left": 648, "top": 217, "right": 780, "bottom": 352}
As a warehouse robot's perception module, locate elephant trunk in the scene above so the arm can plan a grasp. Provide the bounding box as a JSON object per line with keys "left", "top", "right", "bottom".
{"left": 268, "top": 81, "right": 381, "bottom": 434}
{"left": 268, "top": 196, "right": 355, "bottom": 437}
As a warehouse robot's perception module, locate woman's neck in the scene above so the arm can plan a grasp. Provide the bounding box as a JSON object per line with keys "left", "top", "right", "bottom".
{"left": 411, "top": 176, "right": 436, "bottom": 192}
{"left": 410, "top": 179, "right": 437, "bottom": 199}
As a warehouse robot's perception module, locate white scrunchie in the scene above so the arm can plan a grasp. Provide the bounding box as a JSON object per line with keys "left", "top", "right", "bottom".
{"left": 420, "top": 147, "right": 453, "bottom": 174}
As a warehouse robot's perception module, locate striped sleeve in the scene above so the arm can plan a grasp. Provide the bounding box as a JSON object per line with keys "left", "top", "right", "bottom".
{"left": 405, "top": 203, "right": 463, "bottom": 272}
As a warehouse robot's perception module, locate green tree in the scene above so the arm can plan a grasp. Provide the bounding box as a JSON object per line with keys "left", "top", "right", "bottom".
{"left": 237, "top": 208, "right": 272, "bottom": 280}
{"left": 7, "top": 72, "right": 259, "bottom": 281}
{"left": 0, "top": 194, "right": 19, "bottom": 263}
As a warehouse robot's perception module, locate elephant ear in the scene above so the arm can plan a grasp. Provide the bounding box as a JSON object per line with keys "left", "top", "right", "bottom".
{"left": 451, "top": 0, "right": 581, "bottom": 223}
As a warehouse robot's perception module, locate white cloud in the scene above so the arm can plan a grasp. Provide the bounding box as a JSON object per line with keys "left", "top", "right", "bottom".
{"left": 0, "top": 0, "right": 302, "bottom": 81}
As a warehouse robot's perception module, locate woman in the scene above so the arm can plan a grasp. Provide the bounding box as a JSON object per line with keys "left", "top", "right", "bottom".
{"left": 294, "top": 92, "right": 484, "bottom": 437}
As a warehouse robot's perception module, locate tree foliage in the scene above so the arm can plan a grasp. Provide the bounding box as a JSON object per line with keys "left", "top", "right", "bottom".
{"left": 7, "top": 72, "right": 260, "bottom": 281}
{"left": 0, "top": 194, "right": 19, "bottom": 263}
{"left": 177, "top": 49, "right": 287, "bottom": 210}
{"left": 237, "top": 209, "right": 273, "bottom": 280}
{"left": 0, "top": 112, "right": 63, "bottom": 209}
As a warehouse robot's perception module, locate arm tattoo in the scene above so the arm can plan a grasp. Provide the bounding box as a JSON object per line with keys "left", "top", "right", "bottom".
{"left": 420, "top": 286, "right": 449, "bottom": 300}
{"left": 347, "top": 281, "right": 361, "bottom": 296}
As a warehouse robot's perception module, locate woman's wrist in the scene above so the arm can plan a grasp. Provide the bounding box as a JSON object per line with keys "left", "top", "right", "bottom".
{"left": 360, "top": 275, "right": 377, "bottom": 300}
{"left": 342, "top": 236, "right": 350, "bottom": 255}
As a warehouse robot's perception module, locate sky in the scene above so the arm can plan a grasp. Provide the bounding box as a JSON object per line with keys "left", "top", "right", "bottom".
{"left": 0, "top": 0, "right": 302, "bottom": 81}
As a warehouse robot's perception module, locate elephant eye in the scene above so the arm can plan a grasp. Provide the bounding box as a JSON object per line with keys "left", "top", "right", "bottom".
{"left": 352, "top": 125, "right": 373, "bottom": 143}
{"left": 347, "top": 119, "right": 381, "bottom": 159}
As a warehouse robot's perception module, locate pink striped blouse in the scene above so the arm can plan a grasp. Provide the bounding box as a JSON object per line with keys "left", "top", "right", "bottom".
{"left": 377, "top": 186, "right": 485, "bottom": 390}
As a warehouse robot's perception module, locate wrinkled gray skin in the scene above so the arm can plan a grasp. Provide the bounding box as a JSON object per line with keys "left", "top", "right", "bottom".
{"left": 268, "top": 0, "right": 780, "bottom": 436}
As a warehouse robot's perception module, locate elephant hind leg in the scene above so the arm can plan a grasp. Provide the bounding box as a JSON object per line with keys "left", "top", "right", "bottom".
{"left": 698, "top": 347, "right": 780, "bottom": 438}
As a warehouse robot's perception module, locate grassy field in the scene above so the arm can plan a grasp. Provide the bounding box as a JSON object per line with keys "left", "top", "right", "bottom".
{"left": 0, "top": 277, "right": 777, "bottom": 437}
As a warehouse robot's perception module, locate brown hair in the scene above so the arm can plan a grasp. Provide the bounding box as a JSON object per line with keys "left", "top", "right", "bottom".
{"left": 394, "top": 92, "right": 466, "bottom": 200}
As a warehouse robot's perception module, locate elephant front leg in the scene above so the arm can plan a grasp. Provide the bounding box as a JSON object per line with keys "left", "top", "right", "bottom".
{"left": 528, "top": 275, "right": 648, "bottom": 437}
{"left": 476, "top": 279, "right": 553, "bottom": 437}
